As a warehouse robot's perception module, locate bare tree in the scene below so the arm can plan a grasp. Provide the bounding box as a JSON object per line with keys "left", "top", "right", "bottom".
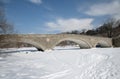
{"left": 0, "top": 0, "right": 14, "bottom": 34}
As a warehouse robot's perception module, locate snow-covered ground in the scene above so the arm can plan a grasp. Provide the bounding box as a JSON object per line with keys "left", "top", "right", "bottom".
{"left": 0, "top": 46, "right": 120, "bottom": 79}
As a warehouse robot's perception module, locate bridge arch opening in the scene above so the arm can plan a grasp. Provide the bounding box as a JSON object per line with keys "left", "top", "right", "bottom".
{"left": 53, "top": 38, "right": 91, "bottom": 50}
{"left": 95, "top": 41, "right": 111, "bottom": 48}
{"left": 0, "top": 41, "right": 45, "bottom": 52}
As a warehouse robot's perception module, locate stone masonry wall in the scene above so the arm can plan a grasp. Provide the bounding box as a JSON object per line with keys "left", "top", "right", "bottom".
{"left": 113, "top": 36, "right": 120, "bottom": 47}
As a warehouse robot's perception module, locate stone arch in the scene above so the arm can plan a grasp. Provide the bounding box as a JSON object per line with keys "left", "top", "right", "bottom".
{"left": 1, "top": 42, "right": 33, "bottom": 48}
{"left": 1, "top": 39, "right": 45, "bottom": 51}
{"left": 95, "top": 40, "right": 112, "bottom": 48}
{"left": 53, "top": 38, "right": 92, "bottom": 49}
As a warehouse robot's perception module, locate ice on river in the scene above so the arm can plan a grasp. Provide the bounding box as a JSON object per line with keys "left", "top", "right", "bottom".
{"left": 0, "top": 46, "right": 120, "bottom": 79}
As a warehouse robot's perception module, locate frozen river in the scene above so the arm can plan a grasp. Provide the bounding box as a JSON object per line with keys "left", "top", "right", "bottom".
{"left": 0, "top": 47, "right": 120, "bottom": 79}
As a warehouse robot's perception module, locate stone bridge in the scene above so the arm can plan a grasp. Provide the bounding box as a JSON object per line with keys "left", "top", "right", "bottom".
{"left": 0, "top": 34, "right": 112, "bottom": 51}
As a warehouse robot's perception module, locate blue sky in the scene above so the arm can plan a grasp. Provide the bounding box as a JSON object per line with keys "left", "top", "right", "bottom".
{"left": 3, "top": 0, "right": 120, "bottom": 34}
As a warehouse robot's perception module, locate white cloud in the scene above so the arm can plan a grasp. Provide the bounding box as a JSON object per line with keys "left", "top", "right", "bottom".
{"left": 46, "top": 18, "right": 94, "bottom": 32}
{"left": 85, "top": 0, "right": 120, "bottom": 19}
{"left": 29, "top": 0, "right": 42, "bottom": 4}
